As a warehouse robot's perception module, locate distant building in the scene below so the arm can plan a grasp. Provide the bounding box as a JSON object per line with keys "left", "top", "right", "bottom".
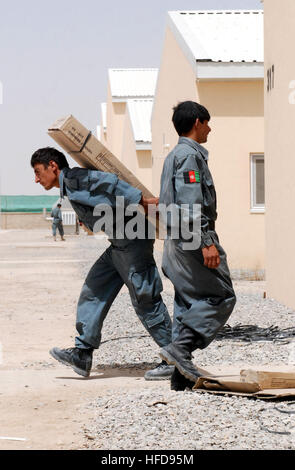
{"left": 263, "top": 0, "right": 295, "bottom": 308}
{"left": 99, "top": 68, "right": 158, "bottom": 191}
{"left": 99, "top": 102, "right": 107, "bottom": 146}
{"left": 151, "top": 10, "right": 265, "bottom": 276}
{"left": 0, "top": 195, "right": 78, "bottom": 234}
{"left": 0, "top": 195, "right": 59, "bottom": 229}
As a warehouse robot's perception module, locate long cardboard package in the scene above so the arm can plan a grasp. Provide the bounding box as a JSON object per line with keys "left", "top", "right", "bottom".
{"left": 48, "top": 115, "right": 160, "bottom": 236}
{"left": 48, "top": 115, "right": 154, "bottom": 198}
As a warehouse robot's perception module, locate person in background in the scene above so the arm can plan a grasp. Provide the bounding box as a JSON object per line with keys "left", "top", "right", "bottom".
{"left": 51, "top": 203, "right": 65, "bottom": 241}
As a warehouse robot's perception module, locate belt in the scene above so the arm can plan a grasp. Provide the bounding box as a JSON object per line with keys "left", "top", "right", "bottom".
{"left": 208, "top": 221, "right": 215, "bottom": 231}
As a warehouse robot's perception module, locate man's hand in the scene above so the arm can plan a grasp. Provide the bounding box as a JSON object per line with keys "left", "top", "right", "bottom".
{"left": 140, "top": 196, "right": 159, "bottom": 215}
{"left": 202, "top": 244, "right": 220, "bottom": 269}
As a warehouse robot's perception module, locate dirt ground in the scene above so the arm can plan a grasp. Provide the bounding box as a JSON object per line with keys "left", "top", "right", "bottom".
{"left": 0, "top": 229, "right": 271, "bottom": 451}
{"left": 0, "top": 229, "right": 169, "bottom": 450}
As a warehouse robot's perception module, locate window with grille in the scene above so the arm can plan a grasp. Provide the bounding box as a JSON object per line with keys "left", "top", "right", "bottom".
{"left": 62, "top": 211, "right": 76, "bottom": 225}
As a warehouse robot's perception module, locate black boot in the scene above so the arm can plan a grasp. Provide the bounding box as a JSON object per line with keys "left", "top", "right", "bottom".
{"left": 144, "top": 360, "right": 174, "bottom": 381}
{"left": 170, "top": 367, "right": 195, "bottom": 392}
{"left": 173, "top": 324, "right": 203, "bottom": 357}
{"left": 160, "top": 325, "right": 203, "bottom": 383}
{"left": 50, "top": 347, "right": 93, "bottom": 377}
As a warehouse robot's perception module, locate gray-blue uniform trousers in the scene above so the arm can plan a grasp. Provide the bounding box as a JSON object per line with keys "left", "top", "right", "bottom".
{"left": 51, "top": 207, "right": 64, "bottom": 237}
{"left": 159, "top": 137, "right": 236, "bottom": 349}
{"left": 59, "top": 167, "right": 172, "bottom": 350}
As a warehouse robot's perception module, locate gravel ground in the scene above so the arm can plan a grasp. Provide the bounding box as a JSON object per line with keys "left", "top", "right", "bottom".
{"left": 83, "top": 391, "right": 295, "bottom": 450}
{"left": 76, "top": 234, "right": 295, "bottom": 450}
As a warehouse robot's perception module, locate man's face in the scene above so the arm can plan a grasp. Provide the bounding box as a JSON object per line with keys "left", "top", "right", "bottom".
{"left": 33, "top": 162, "right": 59, "bottom": 190}
{"left": 197, "top": 119, "right": 211, "bottom": 144}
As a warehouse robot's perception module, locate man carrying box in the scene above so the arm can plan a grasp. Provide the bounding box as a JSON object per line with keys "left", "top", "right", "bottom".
{"left": 31, "top": 147, "right": 173, "bottom": 380}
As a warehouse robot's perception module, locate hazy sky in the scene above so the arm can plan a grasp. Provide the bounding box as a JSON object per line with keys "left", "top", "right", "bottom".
{"left": 0, "top": 0, "right": 262, "bottom": 195}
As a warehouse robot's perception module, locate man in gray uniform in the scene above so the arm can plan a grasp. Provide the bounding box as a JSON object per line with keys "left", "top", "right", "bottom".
{"left": 159, "top": 101, "right": 236, "bottom": 390}
{"left": 31, "top": 147, "right": 173, "bottom": 380}
{"left": 51, "top": 203, "right": 65, "bottom": 241}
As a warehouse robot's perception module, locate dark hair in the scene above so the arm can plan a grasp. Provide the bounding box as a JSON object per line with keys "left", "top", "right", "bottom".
{"left": 57, "top": 203, "right": 62, "bottom": 207}
{"left": 31, "top": 147, "right": 69, "bottom": 170}
{"left": 172, "top": 101, "right": 210, "bottom": 136}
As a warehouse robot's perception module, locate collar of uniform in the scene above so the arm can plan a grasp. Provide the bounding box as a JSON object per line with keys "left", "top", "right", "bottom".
{"left": 178, "top": 137, "right": 209, "bottom": 162}
{"left": 59, "top": 169, "right": 66, "bottom": 199}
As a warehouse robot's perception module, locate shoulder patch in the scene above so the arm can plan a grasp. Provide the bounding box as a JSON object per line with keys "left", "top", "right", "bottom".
{"left": 183, "top": 170, "right": 200, "bottom": 184}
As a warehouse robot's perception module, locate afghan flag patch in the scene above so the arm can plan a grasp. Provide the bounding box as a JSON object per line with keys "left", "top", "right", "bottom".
{"left": 184, "top": 170, "right": 200, "bottom": 184}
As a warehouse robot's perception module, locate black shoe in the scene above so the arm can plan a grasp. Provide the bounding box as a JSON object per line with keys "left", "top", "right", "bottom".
{"left": 159, "top": 343, "right": 202, "bottom": 383}
{"left": 144, "top": 361, "right": 174, "bottom": 381}
{"left": 49, "top": 347, "right": 93, "bottom": 377}
{"left": 170, "top": 367, "right": 195, "bottom": 392}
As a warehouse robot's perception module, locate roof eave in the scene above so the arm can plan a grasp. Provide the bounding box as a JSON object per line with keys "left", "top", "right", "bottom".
{"left": 112, "top": 95, "right": 154, "bottom": 102}
{"left": 196, "top": 62, "right": 264, "bottom": 81}
{"left": 135, "top": 142, "right": 152, "bottom": 151}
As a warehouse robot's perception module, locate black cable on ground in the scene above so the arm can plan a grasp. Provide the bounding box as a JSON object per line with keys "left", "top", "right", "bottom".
{"left": 259, "top": 402, "right": 295, "bottom": 436}
{"left": 100, "top": 325, "right": 295, "bottom": 345}
{"left": 216, "top": 324, "right": 295, "bottom": 343}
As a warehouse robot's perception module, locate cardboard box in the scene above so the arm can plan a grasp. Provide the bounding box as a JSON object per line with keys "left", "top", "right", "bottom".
{"left": 48, "top": 115, "right": 160, "bottom": 237}
{"left": 48, "top": 115, "right": 154, "bottom": 198}
{"left": 192, "top": 365, "right": 295, "bottom": 400}
{"left": 240, "top": 367, "right": 295, "bottom": 390}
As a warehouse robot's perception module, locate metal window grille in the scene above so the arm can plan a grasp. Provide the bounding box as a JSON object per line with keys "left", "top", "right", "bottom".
{"left": 62, "top": 211, "right": 76, "bottom": 225}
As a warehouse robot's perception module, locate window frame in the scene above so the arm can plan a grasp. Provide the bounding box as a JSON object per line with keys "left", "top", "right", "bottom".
{"left": 250, "top": 153, "right": 265, "bottom": 214}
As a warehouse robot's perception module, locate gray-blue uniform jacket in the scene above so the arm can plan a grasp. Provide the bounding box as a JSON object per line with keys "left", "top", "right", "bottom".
{"left": 159, "top": 137, "right": 236, "bottom": 347}
{"left": 59, "top": 167, "right": 143, "bottom": 235}
{"left": 51, "top": 206, "right": 63, "bottom": 222}
{"left": 59, "top": 167, "right": 172, "bottom": 350}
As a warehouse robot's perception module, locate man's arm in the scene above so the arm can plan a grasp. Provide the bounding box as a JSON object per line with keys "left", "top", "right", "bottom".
{"left": 82, "top": 169, "right": 143, "bottom": 208}
{"left": 68, "top": 168, "right": 158, "bottom": 222}
{"left": 174, "top": 154, "right": 220, "bottom": 269}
